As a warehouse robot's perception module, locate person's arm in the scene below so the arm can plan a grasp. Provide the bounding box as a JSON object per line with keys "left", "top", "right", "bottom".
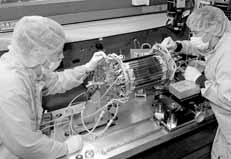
{"left": 0, "top": 78, "right": 68, "bottom": 159}
{"left": 160, "top": 37, "right": 199, "bottom": 56}
{"left": 202, "top": 54, "right": 231, "bottom": 111}
{"left": 176, "top": 40, "right": 200, "bottom": 56}
{"left": 201, "top": 50, "right": 231, "bottom": 142}
{"left": 44, "top": 51, "right": 106, "bottom": 95}
{"left": 43, "top": 64, "right": 89, "bottom": 95}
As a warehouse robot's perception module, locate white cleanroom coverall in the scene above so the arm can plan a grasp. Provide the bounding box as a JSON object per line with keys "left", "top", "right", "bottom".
{"left": 179, "top": 32, "right": 231, "bottom": 159}
{"left": 0, "top": 51, "right": 88, "bottom": 159}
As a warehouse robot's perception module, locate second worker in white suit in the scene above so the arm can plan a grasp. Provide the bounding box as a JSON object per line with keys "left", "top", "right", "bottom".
{"left": 162, "top": 6, "right": 231, "bottom": 159}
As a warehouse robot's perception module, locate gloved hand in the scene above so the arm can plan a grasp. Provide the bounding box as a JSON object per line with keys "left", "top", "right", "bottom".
{"left": 188, "top": 60, "right": 205, "bottom": 73}
{"left": 65, "top": 135, "right": 83, "bottom": 154}
{"left": 85, "top": 51, "right": 106, "bottom": 71}
{"left": 161, "top": 37, "right": 177, "bottom": 52}
{"left": 184, "top": 66, "right": 202, "bottom": 82}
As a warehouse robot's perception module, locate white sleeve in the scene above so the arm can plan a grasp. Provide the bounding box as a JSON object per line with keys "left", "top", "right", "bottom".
{"left": 202, "top": 52, "right": 231, "bottom": 111}
{"left": 44, "top": 65, "right": 89, "bottom": 95}
{"left": 0, "top": 82, "right": 68, "bottom": 159}
{"left": 178, "top": 40, "right": 200, "bottom": 56}
{"left": 201, "top": 50, "right": 231, "bottom": 143}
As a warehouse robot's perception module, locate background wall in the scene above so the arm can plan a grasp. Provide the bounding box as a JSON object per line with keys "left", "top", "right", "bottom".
{"left": 62, "top": 26, "right": 190, "bottom": 69}
{"left": 0, "top": 0, "right": 167, "bottom": 26}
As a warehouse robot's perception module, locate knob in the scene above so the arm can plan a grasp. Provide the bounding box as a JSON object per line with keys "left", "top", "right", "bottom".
{"left": 95, "top": 42, "right": 104, "bottom": 50}
{"left": 75, "top": 154, "right": 83, "bottom": 159}
{"left": 85, "top": 149, "right": 95, "bottom": 159}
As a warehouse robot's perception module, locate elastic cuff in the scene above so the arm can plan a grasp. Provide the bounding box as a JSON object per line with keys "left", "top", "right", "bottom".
{"left": 175, "top": 42, "right": 182, "bottom": 52}
{"left": 195, "top": 74, "right": 207, "bottom": 88}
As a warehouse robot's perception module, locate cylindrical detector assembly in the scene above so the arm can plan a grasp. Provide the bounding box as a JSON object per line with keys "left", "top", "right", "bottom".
{"left": 124, "top": 55, "right": 166, "bottom": 89}
{"left": 124, "top": 44, "right": 176, "bottom": 90}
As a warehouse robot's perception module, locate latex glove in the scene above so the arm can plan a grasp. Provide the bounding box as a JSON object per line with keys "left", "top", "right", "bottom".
{"left": 65, "top": 135, "right": 83, "bottom": 154}
{"left": 161, "top": 37, "right": 177, "bottom": 52}
{"left": 184, "top": 66, "right": 202, "bottom": 82}
{"left": 188, "top": 60, "right": 206, "bottom": 73}
{"left": 85, "top": 51, "right": 106, "bottom": 71}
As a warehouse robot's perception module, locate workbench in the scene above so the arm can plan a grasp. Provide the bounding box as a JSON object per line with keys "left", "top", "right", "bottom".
{"left": 56, "top": 94, "right": 217, "bottom": 159}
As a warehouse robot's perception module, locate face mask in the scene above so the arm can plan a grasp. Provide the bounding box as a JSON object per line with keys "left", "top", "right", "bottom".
{"left": 48, "top": 60, "right": 62, "bottom": 71}
{"left": 190, "top": 36, "right": 209, "bottom": 50}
